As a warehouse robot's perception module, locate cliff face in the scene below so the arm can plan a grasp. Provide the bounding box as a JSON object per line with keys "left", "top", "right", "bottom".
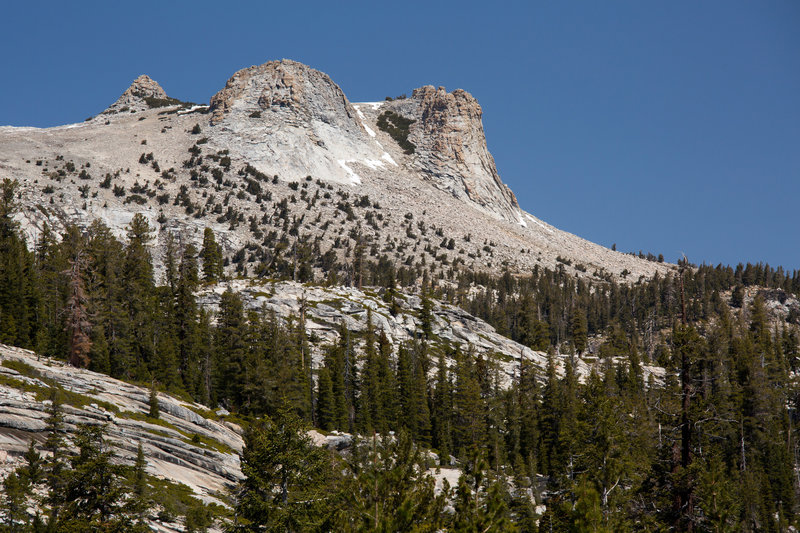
{"left": 392, "top": 85, "right": 520, "bottom": 221}
{"left": 207, "top": 59, "right": 385, "bottom": 186}
{"left": 209, "top": 59, "right": 359, "bottom": 134}
{"left": 206, "top": 60, "right": 521, "bottom": 221}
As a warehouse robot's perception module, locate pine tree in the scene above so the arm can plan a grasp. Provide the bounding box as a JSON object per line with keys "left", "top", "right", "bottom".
{"left": 411, "top": 343, "right": 432, "bottom": 446}
{"left": 333, "top": 432, "right": 446, "bottom": 532}
{"left": 123, "top": 441, "right": 152, "bottom": 529}
{"left": 176, "top": 243, "right": 201, "bottom": 392}
{"left": 0, "top": 178, "right": 38, "bottom": 348}
{"left": 154, "top": 285, "right": 181, "bottom": 389}
{"left": 214, "top": 289, "right": 248, "bottom": 409}
{"left": 53, "top": 424, "right": 146, "bottom": 532}
{"left": 230, "top": 407, "right": 332, "bottom": 532}
{"left": 357, "top": 309, "right": 381, "bottom": 434}
{"left": 85, "top": 220, "right": 130, "bottom": 379}
{"left": 123, "top": 213, "right": 156, "bottom": 380}
{"left": 148, "top": 380, "right": 160, "bottom": 419}
{"left": 572, "top": 306, "right": 588, "bottom": 356}
{"left": 315, "top": 366, "right": 336, "bottom": 431}
{"left": 451, "top": 454, "right": 516, "bottom": 532}
{"left": 1, "top": 471, "right": 31, "bottom": 531}
{"left": 376, "top": 329, "right": 398, "bottom": 432}
{"left": 419, "top": 290, "right": 434, "bottom": 339}
{"left": 200, "top": 227, "right": 223, "bottom": 282}
{"left": 452, "top": 347, "right": 485, "bottom": 457}
{"left": 431, "top": 350, "right": 453, "bottom": 461}
{"left": 64, "top": 248, "right": 92, "bottom": 368}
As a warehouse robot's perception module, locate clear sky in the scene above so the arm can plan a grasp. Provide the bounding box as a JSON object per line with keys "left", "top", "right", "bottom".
{"left": 2, "top": 1, "right": 798, "bottom": 270}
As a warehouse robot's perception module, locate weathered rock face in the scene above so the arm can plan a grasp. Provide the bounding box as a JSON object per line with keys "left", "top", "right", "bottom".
{"left": 196, "top": 279, "right": 665, "bottom": 388}
{"left": 389, "top": 86, "right": 520, "bottom": 221}
{"left": 209, "top": 60, "right": 358, "bottom": 133}
{"left": 207, "top": 59, "right": 388, "bottom": 186}
{"left": 0, "top": 343, "right": 244, "bottom": 508}
{"left": 0, "top": 58, "right": 674, "bottom": 283}
{"left": 104, "top": 74, "right": 169, "bottom": 114}
{"left": 207, "top": 60, "right": 520, "bottom": 221}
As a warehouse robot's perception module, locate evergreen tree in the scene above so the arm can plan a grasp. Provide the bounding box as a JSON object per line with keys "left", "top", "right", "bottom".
{"left": 431, "top": 350, "right": 453, "bottom": 461}
{"left": 0, "top": 178, "right": 38, "bottom": 348}
{"left": 200, "top": 227, "right": 223, "bottom": 282}
{"left": 1, "top": 471, "right": 31, "bottom": 532}
{"left": 64, "top": 248, "right": 92, "bottom": 368}
{"left": 52, "top": 424, "right": 147, "bottom": 532}
{"left": 572, "top": 306, "right": 588, "bottom": 356}
{"left": 357, "top": 309, "right": 381, "bottom": 434}
{"left": 333, "top": 432, "right": 446, "bottom": 532}
{"left": 122, "top": 213, "right": 156, "bottom": 380}
{"left": 315, "top": 366, "right": 336, "bottom": 431}
{"left": 214, "top": 289, "right": 248, "bottom": 409}
{"left": 452, "top": 347, "right": 485, "bottom": 457}
{"left": 451, "top": 454, "right": 516, "bottom": 532}
{"left": 228, "top": 407, "right": 333, "bottom": 532}
{"left": 148, "top": 381, "right": 160, "bottom": 419}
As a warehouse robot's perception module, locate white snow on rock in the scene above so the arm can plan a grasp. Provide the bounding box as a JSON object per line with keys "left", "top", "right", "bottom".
{"left": 381, "top": 152, "right": 398, "bottom": 166}
{"left": 352, "top": 104, "right": 367, "bottom": 121}
{"left": 177, "top": 105, "right": 209, "bottom": 115}
{"left": 362, "top": 159, "right": 386, "bottom": 170}
{"left": 337, "top": 160, "right": 362, "bottom": 185}
{"left": 525, "top": 213, "right": 553, "bottom": 234}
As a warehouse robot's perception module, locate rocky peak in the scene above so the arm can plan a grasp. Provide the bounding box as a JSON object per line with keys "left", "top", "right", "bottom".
{"left": 207, "top": 60, "right": 384, "bottom": 185}
{"left": 209, "top": 59, "right": 359, "bottom": 133}
{"left": 105, "top": 74, "right": 169, "bottom": 114}
{"left": 206, "top": 59, "right": 523, "bottom": 218}
{"left": 392, "top": 85, "right": 520, "bottom": 222}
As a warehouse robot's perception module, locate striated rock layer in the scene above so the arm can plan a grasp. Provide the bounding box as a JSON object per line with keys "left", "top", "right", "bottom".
{"left": 0, "top": 343, "right": 243, "bottom": 506}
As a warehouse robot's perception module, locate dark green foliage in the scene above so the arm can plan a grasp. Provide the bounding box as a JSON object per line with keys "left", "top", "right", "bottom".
{"left": 228, "top": 407, "right": 333, "bottom": 532}
{"left": 0, "top": 178, "right": 797, "bottom": 529}
{"left": 452, "top": 454, "right": 516, "bottom": 532}
{"left": 200, "top": 227, "right": 224, "bottom": 282}
{"left": 2, "top": 420, "right": 153, "bottom": 532}
{"left": 0, "top": 179, "right": 39, "bottom": 348}
{"left": 332, "top": 432, "right": 446, "bottom": 532}
{"left": 376, "top": 110, "right": 416, "bottom": 154}
{"left": 142, "top": 95, "right": 186, "bottom": 109}
{"left": 148, "top": 381, "right": 160, "bottom": 419}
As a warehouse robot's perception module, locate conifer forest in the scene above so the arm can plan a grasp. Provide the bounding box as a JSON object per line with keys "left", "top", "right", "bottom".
{"left": 1, "top": 175, "right": 800, "bottom": 531}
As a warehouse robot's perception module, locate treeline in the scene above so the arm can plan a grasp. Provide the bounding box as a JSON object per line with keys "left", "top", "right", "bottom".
{"left": 447, "top": 260, "right": 800, "bottom": 362}
{"left": 2, "top": 176, "right": 800, "bottom": 530}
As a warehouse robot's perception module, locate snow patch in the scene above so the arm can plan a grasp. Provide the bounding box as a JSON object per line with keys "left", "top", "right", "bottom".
{"left": 177, "top": 105, "right": 209, "bottom": 115}
{"left": 337, "top": 160, "right": 362, "bottom": 185}
{"left": 355, "top": 101, "right": 384, "bottom": 110}
{"left": 517, "top": 214, "right": 527, "bottom": 228}
{"left": 353, "top": 104, "right": 376, "bottom": 137}
{"left": 362, "top": 159, "right": 385, "bottom": 170}
{"left": 381, "top": 152, "right": 398, "bottom": 166}
{"left": 352, "top": 104, "right": 366, "bottom": 121}
{"left": 525, "top": 213, "right": 553, "bottom": 234}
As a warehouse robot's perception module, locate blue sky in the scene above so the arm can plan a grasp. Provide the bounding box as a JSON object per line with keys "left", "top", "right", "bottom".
{"left": 2, "top": 1, "right": 798, "bottom": 270}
